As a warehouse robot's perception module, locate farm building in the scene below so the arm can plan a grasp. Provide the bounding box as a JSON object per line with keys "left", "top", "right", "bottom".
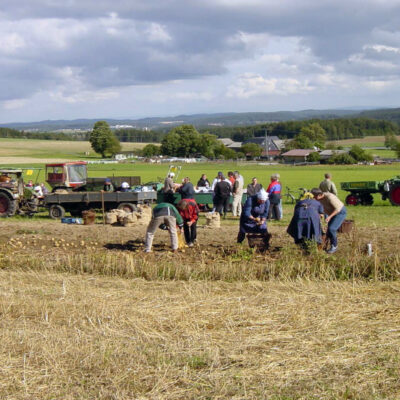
{"left": 243, "top": 136, "right": 284, "bottom": 159}
{"left": 319, "top": 149, "right": 348, "bottom": 161}
{"left": 281, "top": 149, "right": 316, "bottom": 163}
{"left": 217, "top": 138, "right": 242, "bottom": 151}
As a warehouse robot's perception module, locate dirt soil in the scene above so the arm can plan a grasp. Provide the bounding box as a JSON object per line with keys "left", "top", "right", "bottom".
{"left": 1, "top": 218, "right": 399, "bottom": 261}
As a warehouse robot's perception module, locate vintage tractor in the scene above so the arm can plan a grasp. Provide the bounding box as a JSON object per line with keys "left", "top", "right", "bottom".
{"left": 341, "top": 175, "right": 400, "bottom": 206}
{"left": 0, "top": 169, "right": 40, "bottom": 217}
{"left": 46, "top": 161, "right": 88, "bottom": 191}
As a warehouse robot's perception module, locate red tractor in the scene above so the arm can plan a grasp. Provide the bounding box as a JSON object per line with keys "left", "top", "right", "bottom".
{"left": 46, "top": 161, "right": 87, "bottom": 191}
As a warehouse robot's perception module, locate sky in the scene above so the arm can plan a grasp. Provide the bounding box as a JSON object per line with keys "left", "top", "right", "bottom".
{"left": 0, "top": 0, "right": 399, "bottom": 123}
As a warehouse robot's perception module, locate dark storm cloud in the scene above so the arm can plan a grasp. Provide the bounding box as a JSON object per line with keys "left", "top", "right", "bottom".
{"left": 1, "top": 0, "right": 400, "bottom": 102}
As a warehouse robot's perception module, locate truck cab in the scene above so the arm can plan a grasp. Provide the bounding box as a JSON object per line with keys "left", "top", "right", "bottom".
{"left": 46, "top": 162, "right": 87, "bottom": 191}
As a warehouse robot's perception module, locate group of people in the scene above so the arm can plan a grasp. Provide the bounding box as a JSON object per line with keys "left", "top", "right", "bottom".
{"left": 148, "top": 171, "right": 346, "bottom": 255}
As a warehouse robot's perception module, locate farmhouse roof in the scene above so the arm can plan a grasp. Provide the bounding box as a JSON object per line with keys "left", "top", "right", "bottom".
{"left": 244, "top": 136, "right": 281, "bottom": 151}
{"left": 281, "top": 149, "right": 315, "bottom": 157}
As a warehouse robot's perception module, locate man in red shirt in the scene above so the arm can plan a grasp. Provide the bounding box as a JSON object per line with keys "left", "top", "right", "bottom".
{"left": 177, "top": 199, "right": 199, "bottom": 247}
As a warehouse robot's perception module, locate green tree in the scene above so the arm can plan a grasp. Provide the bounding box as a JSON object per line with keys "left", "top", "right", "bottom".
{"left": 241, "top": 143, "right": 263, "bottom": 158}
{"left": 396, "top": 142, "right": 400, "bottom": 158}
{"left": 384, "top": 133, "right": 398, "bottom": 150}
{"left": 89, "top": 121, "right": 121, "bottom": 158}
{"left": 328, "top": 153, "right": 357, "bottom": 165}
{"left": 161, "top": 125, "right": 201, "bottom": 157}
{"left": 307, "top": 152, "right": 321, "bottom": 162}
{"left": 142, "top": 144, "right": 161, "bottom": 157}
{"left": 348, "top": 145, "right": 373, "bottom": 162}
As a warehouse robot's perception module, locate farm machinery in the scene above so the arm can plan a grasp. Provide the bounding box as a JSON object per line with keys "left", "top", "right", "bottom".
{"left": 0, "top": 169, "right": 40, "bottom": 217}
{"left": 340, "top": 175, "right": 400, "bottom": 206}
{"left": 43, "top": 161, "right": 156, "bottom": 218}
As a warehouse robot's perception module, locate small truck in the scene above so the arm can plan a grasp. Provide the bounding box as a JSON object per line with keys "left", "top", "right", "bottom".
{"left": 43, "top": 161, "right": 156, "bottom": 218}
{"left": 340, "top": 175, "right": 400, "bottom": 206}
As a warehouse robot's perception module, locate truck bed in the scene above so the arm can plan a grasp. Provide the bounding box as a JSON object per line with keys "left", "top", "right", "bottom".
{"left": 44, "top": 190, "right": 157, "bottom": 205}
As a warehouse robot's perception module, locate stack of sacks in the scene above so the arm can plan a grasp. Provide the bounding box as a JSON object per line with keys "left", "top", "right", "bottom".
{"left": 122, "top": 213, "right": 137, "bottom": 227}
{"left": 205, "top": 212, "right": 220, "bottom": 228}
{"left": 134, "top": 205, "right": 152, "bottom": 226}
{"left": 105, "top": 209, "right": 129, "bottom": 225}
{"left": 105, "top": 205, "right": 152, "bottom": 227}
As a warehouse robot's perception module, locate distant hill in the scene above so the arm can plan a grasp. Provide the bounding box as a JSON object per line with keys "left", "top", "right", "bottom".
{"left": 0, "top": 109, "right": 361, "bottom": 132}
{"left": 357, "top": 108, "right": 400, "bottom": 124}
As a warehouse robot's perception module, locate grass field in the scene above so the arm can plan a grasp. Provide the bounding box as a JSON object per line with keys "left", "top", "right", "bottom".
{"left": 329, "top": 135, "right": 400, "bottom": 147}
{"left": 0, "top": 138, "right": 150, "bottom": 163}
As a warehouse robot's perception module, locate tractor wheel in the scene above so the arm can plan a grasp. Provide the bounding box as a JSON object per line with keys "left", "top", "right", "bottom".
{"left": 49, "top": 204, "right": 66, "bottom": 219}
{"left": 0, "top": 192, "right": 17, "bottom": 217}
{"left": 389, "top": 184, "right": 400, "bottom": 206}
{"left": 345, "top": 194, "right": 360, "bottom": 206}
{"left": 118, "top": 202, "right": 137, "bottom": 213}
{"left": 360, "top": 193, "right": 374, "bottom": 206}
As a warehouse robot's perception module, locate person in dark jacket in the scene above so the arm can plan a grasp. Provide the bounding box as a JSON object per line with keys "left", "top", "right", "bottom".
{"left": 177, "top": 199, "right": 199, "bottom": 247}
{"left": 287, "top": 197, "right": 324, "bottom": 248}
{"left": 237, "top": 189, "right": 270, "bottom": 247}
{"left": 196, "top": 174, "right": 210, "bottom": 189}
{"left": 246, "top": 177, "right": 262, "bottom": 197}
{"left": 214, "top": 175, "right": 231, "bottom": 218}
{"left": 177, "top": 177, "right": 195, "bottom": 199}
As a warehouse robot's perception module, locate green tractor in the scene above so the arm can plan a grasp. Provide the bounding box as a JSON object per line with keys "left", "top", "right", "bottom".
{"left": 0, "top": 169, "right": 40, "bottom": 217}
{"left": 340, "top": 175, "right": 400, "bottom": 206}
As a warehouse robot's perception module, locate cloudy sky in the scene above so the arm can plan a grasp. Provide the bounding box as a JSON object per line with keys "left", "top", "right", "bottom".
{"left": 0, "top": 0, "right": 399, "bottom": 123}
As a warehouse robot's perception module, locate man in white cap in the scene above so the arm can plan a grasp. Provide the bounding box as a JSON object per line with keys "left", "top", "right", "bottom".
{"left": 237, "top": 189, "right": 271, "bottom": 248}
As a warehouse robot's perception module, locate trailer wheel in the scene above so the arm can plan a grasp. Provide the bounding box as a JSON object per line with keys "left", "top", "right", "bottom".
{"left": 345, "top": 194, "right": 360, "bottom": 206}
{"left": 360, "top": 193, "right": 374, "bottom": 206}
{"left": 118, "top": 202, "right": 137, "bottom": 213}
{"left": 49, "top": 204, "right": 66, "bottom": 219}
{"left": 389, "top": 184, "right": 400, "bottom": 206}
{"left": 0, "top": 192, "right": 17, "bottom": 217}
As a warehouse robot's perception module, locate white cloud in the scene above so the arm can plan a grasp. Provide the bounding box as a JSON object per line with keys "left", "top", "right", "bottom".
{"left": 227, "top": 73, "right": 314, "bottom": 98}
{"left": 2, "top": 98, "right": 27, "bottom": 110}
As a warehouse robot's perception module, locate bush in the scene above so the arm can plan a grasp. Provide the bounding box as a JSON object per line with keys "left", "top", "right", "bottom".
{"left": 349, "top": 145, "right": 374, "bottom": 162}
{"left": 328, "top": 153, "right": 357, "bottom": 164}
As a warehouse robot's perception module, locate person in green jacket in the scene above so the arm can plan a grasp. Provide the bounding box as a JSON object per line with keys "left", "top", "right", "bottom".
{"left": 144, "top": 203, "right": 184, "bottom": 253}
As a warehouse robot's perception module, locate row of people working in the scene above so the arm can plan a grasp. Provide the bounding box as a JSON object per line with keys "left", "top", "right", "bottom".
{"left": 163, "top": 171, "right": 283, "bottom": 220}
{"left": 144, "top": 186, "right": 346, "bottom": 255}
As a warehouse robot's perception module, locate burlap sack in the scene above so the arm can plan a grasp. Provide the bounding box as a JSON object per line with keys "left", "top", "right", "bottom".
{"left": 122, "top": 213, "right": 138, "bottom": 227}
{"left": 105, "top": 212, "right": 118, "bottom": 225}
{"left": 205, "top": 212, "right": 220, "bottom": 228}
{"left": 116, "top": 210, "right": 129, "bottom": 225}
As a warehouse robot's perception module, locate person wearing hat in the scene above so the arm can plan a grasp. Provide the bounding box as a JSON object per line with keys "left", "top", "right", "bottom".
{"left": 237, "top": 189, "right": 271, "bottom": 248}
{"left": 103, "top": 178, "right": 114, "bottom": 192}
{"left": 163, "top": 172, "right": 176, "bottom": 204}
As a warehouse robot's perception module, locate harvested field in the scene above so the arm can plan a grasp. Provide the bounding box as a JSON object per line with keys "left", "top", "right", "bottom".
{"left": 1, "top": 218, "right": 400, "bottom": 399}
{"left": 1, "top": 272, "right": 400, "bottom": 399}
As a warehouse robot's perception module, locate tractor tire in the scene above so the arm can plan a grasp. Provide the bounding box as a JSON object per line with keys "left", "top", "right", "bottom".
{"left": 117, "top": 202, "right": 137, "bottom": 213}
{"left": 389, "top": 184, "right": 400, "bottom": 206}
{"left": 360, "top": 193, "right": 374, "bottom": 206}
{"left": 345, "top": 194, "right": 360, "bottom": 206}
{"left": 49, "top": 204, "right": 66, "bottom": 219}
{"left": 0, "top": 192, "right": 17, "bottom": 217}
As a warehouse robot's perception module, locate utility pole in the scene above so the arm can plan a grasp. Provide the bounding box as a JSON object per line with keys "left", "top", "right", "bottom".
{"left": 264, "top": 129, "right": 269, "bottom": 160}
